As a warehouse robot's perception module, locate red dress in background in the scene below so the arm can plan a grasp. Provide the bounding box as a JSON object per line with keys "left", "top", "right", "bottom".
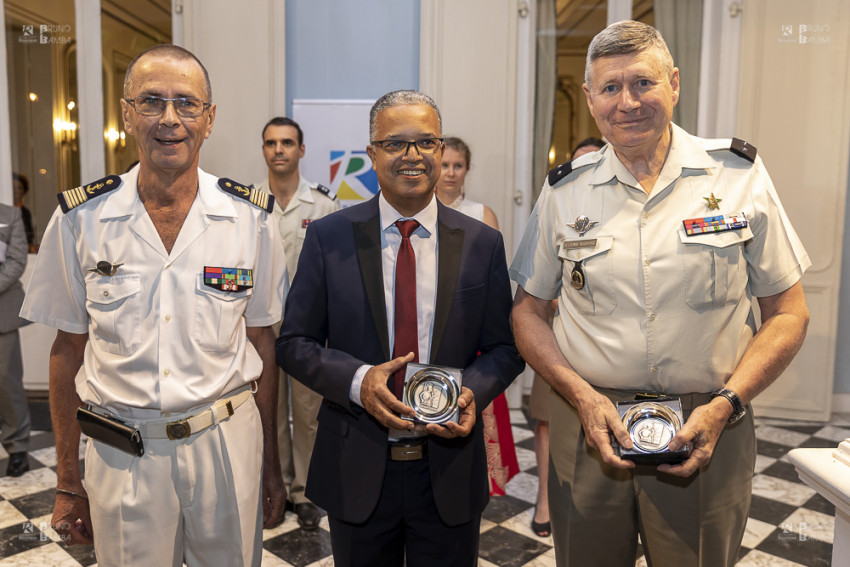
{"left": 483, "top": 393, "right": 519, "bottom": 496}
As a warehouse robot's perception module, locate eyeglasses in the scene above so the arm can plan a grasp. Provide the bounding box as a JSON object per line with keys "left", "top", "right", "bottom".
{"left": 124, "top": 96, "right": 211, "bottom": 118}
{"left": 370, "top": 138, "right": 444, "bottom": 155}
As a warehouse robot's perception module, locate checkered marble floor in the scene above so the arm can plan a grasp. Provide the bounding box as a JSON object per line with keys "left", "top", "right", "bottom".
{"left": 0, "top": 408, "right": 846, "bottom": 566}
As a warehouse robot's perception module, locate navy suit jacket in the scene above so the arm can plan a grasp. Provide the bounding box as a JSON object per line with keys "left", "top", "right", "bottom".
{"left": 276, "top": 194, "right": 524, "bottom": 525}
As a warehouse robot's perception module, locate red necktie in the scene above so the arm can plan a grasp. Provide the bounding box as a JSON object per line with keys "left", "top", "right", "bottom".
{"left": 391, "top": 219, "right": 420, "bottom": 399}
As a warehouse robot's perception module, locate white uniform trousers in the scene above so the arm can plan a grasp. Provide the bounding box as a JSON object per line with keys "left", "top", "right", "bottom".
{"left": 86, "top": 395, "right": 263, "bottom": 566}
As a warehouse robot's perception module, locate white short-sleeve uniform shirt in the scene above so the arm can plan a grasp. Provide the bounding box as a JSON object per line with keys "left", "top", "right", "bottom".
{"left": 21, "top": 166, "right": 287, "bottom": 418}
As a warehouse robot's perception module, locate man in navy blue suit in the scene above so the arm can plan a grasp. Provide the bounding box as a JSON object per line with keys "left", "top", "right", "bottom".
{"left": 276, "top": 90, "right": 524, "bottom": 567}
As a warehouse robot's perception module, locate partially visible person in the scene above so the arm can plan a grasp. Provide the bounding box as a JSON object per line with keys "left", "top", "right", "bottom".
{"left": 435, "top": 136, "right": 518, "bottom": 497}
{"left": 435, "top": 137, "right": 498, "bottom": 228}
{"left": 528, "top": 136, "right": 604, "bottom": 537}
{"left": 12, "top": 173, "right": 36, "bottom": 253}
{"left": 0, "top": 203, "right": 30, "bottom": 477}
{"left": 255, "top": 116, "right": 340, "bottom": 529}
{"left": 20, "top": 44, "right": 286, "bottom": 565}
{"left": 569, "top": 136, "right": 605, "bottom": 160}
{"left": 511, "top": 21, "right": 810, "bottom": 566}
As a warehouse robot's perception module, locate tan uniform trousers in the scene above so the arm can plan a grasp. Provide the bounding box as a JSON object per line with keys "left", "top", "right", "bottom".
{"left": 276, "top": 367, "right": 322, "bottom": 504}
{"left": 548, "top": 387, "right": 756, "bottom": 567}
{"left": 86, "top": 395, "right": 263, "bottom": 566}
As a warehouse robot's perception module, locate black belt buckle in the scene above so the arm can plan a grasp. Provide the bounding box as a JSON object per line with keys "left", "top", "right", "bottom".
{"left": 166, "top": 419, "right": 191, "bottom": 440}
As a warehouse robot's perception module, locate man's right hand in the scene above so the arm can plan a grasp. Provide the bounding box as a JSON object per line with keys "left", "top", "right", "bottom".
{"left": 360, "top": 353, "right": 418, "bottom": 430}
{"left": 52, "top": 491, "right": 94, "bottom": 546}
{"left": 573, "top": 389, "right": 635, "bottom": 470}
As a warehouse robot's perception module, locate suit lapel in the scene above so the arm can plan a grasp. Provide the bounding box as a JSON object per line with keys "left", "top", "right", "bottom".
{"left": 354, "top": 213, "right": 391, "bottom": 361}
{"left": 430, "top": 219, "right": 464, "bottom": 361}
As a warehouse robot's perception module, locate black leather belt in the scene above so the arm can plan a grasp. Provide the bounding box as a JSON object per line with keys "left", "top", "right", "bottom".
{"left": 388, "top": 438, "right": 428, "bottom": 461}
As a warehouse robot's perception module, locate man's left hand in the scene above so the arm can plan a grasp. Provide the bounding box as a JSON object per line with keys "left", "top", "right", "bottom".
{"left": 657, "top": 398, "right": 732, "bottom": 477}
{"left": 424, "top": 387, "right": 476, "bottom": 439}
{"left": 262, "top": 465, "right": 287, "bottom": 528}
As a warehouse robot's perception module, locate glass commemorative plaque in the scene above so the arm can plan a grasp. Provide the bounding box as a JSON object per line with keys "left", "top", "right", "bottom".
{"left": 611, "top": 397, "right": 691, "bottom": 465}
{"left": 401, "top": 363, "right": 462, "bottom": 425}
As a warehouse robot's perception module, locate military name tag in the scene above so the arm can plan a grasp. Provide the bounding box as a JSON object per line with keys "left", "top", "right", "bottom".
{"left": 561, "top": 238, "right": 598, "bottom": 250}
{"left": 683, "top": 213, "right": 747, "bottom": 236}
{"left": 203, "top": 267, "right": 253, "bottom": 292}
{"left": 401, "top": 363, "right": 462, "bottom": 425}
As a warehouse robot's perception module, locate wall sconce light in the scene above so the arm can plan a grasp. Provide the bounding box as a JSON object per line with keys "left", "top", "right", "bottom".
{"left": 548, "top": 146, "right": 556, "bottom": 165}
{"left": 104, "top": 128, "right": 127, "bottom": 149}
{"left": 28, "top": 92, "right": 38, "bottom": 102}
{"left": 67, "top": 100, "right": 76, "bottom": 111}
{"left": 54, "top": 119, "right": 78, "bottom": 143}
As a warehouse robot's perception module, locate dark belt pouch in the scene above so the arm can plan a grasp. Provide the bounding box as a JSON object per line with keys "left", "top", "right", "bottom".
{"left": 76, "top": 407, "right": 145, "bottom": 457}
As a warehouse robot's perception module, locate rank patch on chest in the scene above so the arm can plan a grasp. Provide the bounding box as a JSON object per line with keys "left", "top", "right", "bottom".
{"left": 203, "top": 267, "right": 253, "bottom": 292}
{"left": 683, "top": 213, "right": 747, "bottom": 236}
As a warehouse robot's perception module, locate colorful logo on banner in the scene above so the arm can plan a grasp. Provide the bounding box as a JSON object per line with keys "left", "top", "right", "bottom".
{"left": 329, "top": 150, "right": 378, "bottom": 207}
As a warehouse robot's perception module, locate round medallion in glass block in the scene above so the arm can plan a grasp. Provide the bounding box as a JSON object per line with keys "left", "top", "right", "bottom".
{"left": 621, "top": 401, "right": 683, "bottom": 454}
{"left": 403, "top": 367, "right": 460, "bottom": 424}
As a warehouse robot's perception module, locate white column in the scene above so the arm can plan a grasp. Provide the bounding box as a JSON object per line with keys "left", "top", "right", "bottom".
{"left": 0, "top": 7, "right": 14, "bottom": 204}
{"left": 176, "top": 0, "right": 286, "bottom": 182}
{"left": 696, "top": 0, "right": 742, "bottom": 138}
{"left": 607, "top": 0, "right": 632, "bottom": 25}
{"left": 75, "top": 0, "right": 106, "bottom": 181}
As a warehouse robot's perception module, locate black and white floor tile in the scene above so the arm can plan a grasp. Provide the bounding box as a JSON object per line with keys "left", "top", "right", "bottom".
{"left": 0, "top": 401, "right": 846, "bottom": 566}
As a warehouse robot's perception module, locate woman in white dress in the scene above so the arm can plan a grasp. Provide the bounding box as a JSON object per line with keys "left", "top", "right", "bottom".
{"left": 435, "top": 137, "right": 499, "bottom": 229}
{"left": 435, "top": 136, "right": 518, "bottom": 498}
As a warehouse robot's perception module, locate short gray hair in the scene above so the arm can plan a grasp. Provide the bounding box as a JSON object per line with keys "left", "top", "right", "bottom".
{"left": 369, "top": 90, "right": 442, "bottom": 141}
{"left": 584, "top": 20, "right": 674, "bottom": 87}
{"left": 124, "top": 44, "right": 212, "bottom": 101}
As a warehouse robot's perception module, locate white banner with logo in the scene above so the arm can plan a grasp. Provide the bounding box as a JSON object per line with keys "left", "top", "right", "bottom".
{"left": 292, "top": 99, "right": 377, "bottom": 208}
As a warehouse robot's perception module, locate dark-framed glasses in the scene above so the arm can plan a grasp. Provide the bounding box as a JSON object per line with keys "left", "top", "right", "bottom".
{"left": 370, "top": 138, "right": 444, "bottom": 155}
{"left": 125, "top": 95, "right": 211, "bottom": 118}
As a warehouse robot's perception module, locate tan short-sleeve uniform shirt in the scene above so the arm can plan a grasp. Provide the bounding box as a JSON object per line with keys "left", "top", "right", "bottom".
{"left": 254, "top": 176, "right": 340, "bottom": 285}
{"left": 510, "top": 124, "right": 810, "bottom": 394}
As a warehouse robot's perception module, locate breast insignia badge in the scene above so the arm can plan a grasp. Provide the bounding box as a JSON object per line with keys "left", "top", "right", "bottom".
{"left": 87, "top": 261, "right": 123, "bottom": 277}
{"left": 570, "top": 261, "right": 585, "bottom": 290}
{"left": 566, "top": 215, "right": 598, "bottom": 237}
{"left": 703, "top": 193, "right": 722, "bottom": 210}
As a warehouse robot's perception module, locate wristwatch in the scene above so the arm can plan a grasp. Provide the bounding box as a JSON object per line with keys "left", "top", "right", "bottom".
{"left": 711, "top": 388, "right": 747, "bottom": 424}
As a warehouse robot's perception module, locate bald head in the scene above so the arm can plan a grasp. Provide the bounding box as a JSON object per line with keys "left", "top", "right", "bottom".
{"left": 123, "top": 44, "right": 212, "bottom": 101}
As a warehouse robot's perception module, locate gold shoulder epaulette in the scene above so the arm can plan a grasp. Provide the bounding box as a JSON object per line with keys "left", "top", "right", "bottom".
{"left": 217, "top": 178, "right": 275, "bottom": 213}
{"left": 58, "top": 175, "right": 122, "bottom": 213}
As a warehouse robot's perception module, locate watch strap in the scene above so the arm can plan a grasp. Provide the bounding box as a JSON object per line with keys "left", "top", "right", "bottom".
{"left": 711, "top": 388, "right": 746, "bottom": 424}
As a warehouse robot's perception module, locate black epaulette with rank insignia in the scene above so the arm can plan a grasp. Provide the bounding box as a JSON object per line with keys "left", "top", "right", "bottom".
{"left": 314, "top": 183, "right": 338, "bottom": 201}
{"left": 730, "top": 138, "right": 757, "bottom": 162}
{"left": 218, "top": 178, "right": 275, "bottom": 213}
{"left": 547, "top": 161, "right": 573, "bottom": 187}
{"left": 58, "top": 175, "right": 122, "bottom": 213}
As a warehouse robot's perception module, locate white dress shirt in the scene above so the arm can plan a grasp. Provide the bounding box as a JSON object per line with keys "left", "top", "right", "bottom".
{"left": 349, "top": 192, "right": 439, "bottom": 409}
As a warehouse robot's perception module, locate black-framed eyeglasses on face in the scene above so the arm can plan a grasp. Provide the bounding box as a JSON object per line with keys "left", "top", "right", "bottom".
{"left": 124, "top": 95, "right": 211, "bottom": 118}
{"left": 370, "top": 137, "right": 444, "bottom": 155}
